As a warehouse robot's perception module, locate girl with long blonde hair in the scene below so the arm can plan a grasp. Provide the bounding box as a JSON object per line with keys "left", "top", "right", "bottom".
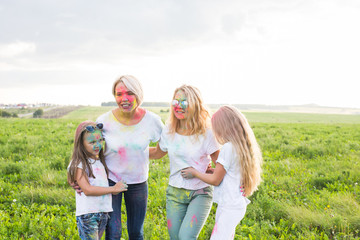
{"left": 150, "top": 85, "right": 220, "bottom": 240}
{"left": 181, "top": 105, "right": 262, "bottom": 240}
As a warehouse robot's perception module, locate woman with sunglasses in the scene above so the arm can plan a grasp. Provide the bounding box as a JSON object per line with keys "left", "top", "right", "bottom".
{"left": 67, "top": 121, "right": 128, "bottom": 240}
{"left": 96, "top": 75, "right": 164, "bottom": 240}
{"left": 150, "top": 85, "right": 220, "bottom": 239}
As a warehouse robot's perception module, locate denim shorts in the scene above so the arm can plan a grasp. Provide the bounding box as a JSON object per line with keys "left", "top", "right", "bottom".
{"left": 76, "top": 212, "right": 110, "bottom": 240}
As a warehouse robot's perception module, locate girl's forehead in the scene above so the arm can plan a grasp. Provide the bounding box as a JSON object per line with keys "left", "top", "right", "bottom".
{"left": 84, "top": 130, "right": 102, "bottom": 139}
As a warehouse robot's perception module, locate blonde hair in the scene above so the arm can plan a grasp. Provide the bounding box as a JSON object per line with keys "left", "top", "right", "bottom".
{"left": 67, "top": 121, "right": 108, "bottom": 184}
{"left": 112, "top": 75, "right": 144, "bottom": 106}
{"left": 168, "top": 85, "right": 210, "bottom": 136}
{"left": 211, "top": 106, "right": 262, "bottom": 197}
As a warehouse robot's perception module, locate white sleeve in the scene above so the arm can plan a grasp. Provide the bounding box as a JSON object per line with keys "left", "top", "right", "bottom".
{"left": 151, "top": 114, "right": 164, "bottom": 143}
{"left": 77, "top": 162, "right": 83, "bottom": 169}
{"left": 159, "top": 126, "right": 169, "bottom": 152}
{"left": 96, "top": 112, "right": 105, "bottom": 124}
{"left": 216, "top": 143, "right": 232, "bottom": 172}
{"left": 205, "top": 129, "right": 220, "bottom": 155}
{"left": 96, "top": 112, "right": 108, "bottom": 129}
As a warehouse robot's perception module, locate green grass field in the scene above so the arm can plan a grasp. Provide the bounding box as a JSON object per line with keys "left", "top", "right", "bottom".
{"left": 1, "top": 108, "right": 360, "bottom": 239}
{"left": 62, "top": 106, "right": 360, "bottom": 124}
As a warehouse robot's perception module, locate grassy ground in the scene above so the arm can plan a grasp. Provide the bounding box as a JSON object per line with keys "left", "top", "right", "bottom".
{"left": 61, "top": 106, "right": 170, "bottom": 123}
{"left": 62, "top": 106, "right": 360, "bottom": 124}
{"left": 1, "top": 111, "right": 359, "bottom": 239}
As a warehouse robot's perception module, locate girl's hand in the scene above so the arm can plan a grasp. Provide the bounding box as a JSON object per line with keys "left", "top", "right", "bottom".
{"left": 205, "top": 163, "right": 214, "bottom": 174}
{"left": 69, "top": 181, "right": 83, "bottom": 195}
{"left": 181, "top": 167, "right": 197, "bottom": 179}
{"left": 113, "top": 180, "right": 128, "bottom": 195}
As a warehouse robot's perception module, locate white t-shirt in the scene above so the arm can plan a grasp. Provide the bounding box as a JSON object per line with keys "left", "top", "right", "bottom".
{"left": 213, "top": 142, "right": 250, "bottom": 207}
{"left": 75, "top": 159, "right": 113, "bottom": 216}
{"left": 96, "top": 110, "right": 164, "bottom": 184}
{"left": 159, "top": 125, "right": 220, "bottom": 190}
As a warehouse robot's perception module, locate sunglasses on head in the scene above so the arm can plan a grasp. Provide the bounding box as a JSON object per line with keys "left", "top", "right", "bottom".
{"left": 172, "top": 99, "right": 188, "bottom": 109}
{"left": 85, "top": 123, "right": 103, "bottom": 132}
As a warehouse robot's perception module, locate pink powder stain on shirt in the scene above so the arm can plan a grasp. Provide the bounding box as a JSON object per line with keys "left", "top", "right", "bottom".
{"left": 190, "top": 215, "right": 198, "bottom": 228}
{"left": 112, "top": 172, "right": 123, "bottom": 181}
{"left": 167, "top": 219, "right": 172, "bottom": 230}
{"left": 93, "top": 167, "right": 101, "bottom": 174}
{"left": 93, "top": 167, "right": 106, "bottom": 178}
{"left": 118, "top": 147, "right": 127, "bottom": 162}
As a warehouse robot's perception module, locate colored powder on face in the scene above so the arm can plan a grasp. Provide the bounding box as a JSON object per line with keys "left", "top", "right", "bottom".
{"left": 94, "top": 142, "right": 102, "bottom": 151}
{"left": 85, "top": 131, "right": 103, "bottom": 152}
{"left": 85, "top": 132, "right": 100, "bottom": 142}
{"left": 174, "top": 90, "right": 186, "bottom": 105}
{"left": 115, "top": 86, "right": 137, "bottom": 108}
{"left": 172, "top": 90, "right": 188, "bottom": 119}
{"left": 167, "top": 219, "right": 172, "bottom": 230}
{"left": 131, "top": 98, "right": 137, "bottom": 111}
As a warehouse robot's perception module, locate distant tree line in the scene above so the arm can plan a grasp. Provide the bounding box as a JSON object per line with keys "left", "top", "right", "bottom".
{"left": 101, "top": 102, "right": 322, "bottom": 111}
{"left": 101, "top": 102, "right": 117, "bottom": 106}
{"left": 0, "top": 110, "right": 18, "bottom": 118}
{"left": 101, "top": 102, "right": 171, "bottom": 107}
{"left": 99, "top": 101, "right": 278, "bottom": 109}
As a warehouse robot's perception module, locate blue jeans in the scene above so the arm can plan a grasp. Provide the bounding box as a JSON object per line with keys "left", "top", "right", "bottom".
{"left": 166, "top": 185, "right": 213, "bottom": 240}
{"left": 106, "top": 180, "right": 148, "bottom": 240}
{"left": 76, "top": 212, "right": 109, "bottom": 240}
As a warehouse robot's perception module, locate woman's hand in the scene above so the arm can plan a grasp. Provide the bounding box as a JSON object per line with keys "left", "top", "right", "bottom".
{"left": 181, "top": 167, "right": 197, "bottom": 179}
{"left": 113, "top": 180, "right": 128, "bottom": 195}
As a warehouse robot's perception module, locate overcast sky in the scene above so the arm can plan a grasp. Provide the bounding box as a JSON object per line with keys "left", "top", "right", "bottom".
{"left": 1, "top": 0, "right": 359, "bottom": 108}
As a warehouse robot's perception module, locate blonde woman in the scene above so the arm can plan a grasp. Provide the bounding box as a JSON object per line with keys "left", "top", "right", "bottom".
{"left": 96, "top": 75, "right": 164, "bottom": 240}
{"left": 181, "top": 106, "right": 262, "bottom": 240}
{"left": 66, "top": 75, "right": 164, "bottom": 239}
{"left": 150, "top": 85, "right": 220, "bottom": 240}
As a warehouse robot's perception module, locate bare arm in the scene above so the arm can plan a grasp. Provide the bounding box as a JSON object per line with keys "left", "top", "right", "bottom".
{"left": 149, "top": 143, "right": 167, "bottom": 159}
{"left": 210, "top": 150, "right": 220, "bottom": 165}
{"left": 205, "top": 150, "right": 220, "bottom": 173}
{"left": 76, "top": 168, "right": 127, "bottom": 196}
{"left": 67, "top": 171, "right": 82, "bottom": 194}
{"left": 181, "top": 162, "right": 226, "bottom": 186}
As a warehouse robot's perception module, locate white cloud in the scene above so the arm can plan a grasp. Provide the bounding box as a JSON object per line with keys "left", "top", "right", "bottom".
{"left": 0, "top": 0, "right": 359, "bottom": 108}
{"left": 0, "top": 41, "right": 36, "bottom": 57}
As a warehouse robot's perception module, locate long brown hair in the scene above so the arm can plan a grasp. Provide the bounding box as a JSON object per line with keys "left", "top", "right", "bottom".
{"left": 211, "top": 106, "right": 262, "bottom": 197}
{"left": 67, "top": 121, "right": 108, "bottom": 184}
{"left": 168, "top": 85, "right": 210, "bottom": 137}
